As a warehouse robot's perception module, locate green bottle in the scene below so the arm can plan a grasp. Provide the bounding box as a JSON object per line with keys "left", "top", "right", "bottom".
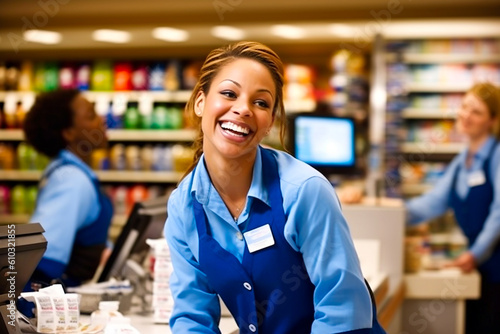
{"left": 151, "top": 105, "right": 168, "bottom": 129}
{"left": 44, "top": 62, "right": 59, "bottom": 91}
{"left": 124, "top": 106, "right": 140, "bottom": 129}
{"left": 11, "top": 185, "right": 26, "bottom": 214}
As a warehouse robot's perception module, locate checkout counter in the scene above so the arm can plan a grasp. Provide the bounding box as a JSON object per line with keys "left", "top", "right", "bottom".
{"left": 8, "top": 199, "right": 481, "bottom": 334}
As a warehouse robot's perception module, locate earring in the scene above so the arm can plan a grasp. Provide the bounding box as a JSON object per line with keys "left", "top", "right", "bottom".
{"left": 195, "top": 109, "right": 202, "bottom": 116}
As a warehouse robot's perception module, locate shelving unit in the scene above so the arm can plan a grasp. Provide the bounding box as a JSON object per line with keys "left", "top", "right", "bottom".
{"left": 384, "top": 38, "right": 500, "bottom": 196}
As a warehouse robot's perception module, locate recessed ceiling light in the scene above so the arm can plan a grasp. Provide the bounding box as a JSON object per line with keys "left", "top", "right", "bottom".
{"left": 23, "top": 30, "right": 62, "bottom": 44}
{"left": 211, "top": 26, "right": 246, "bottom": 41}
{"left": 152, "top": 27, "right": 189, "bottom": 42}
{"left": 92, "top": 29, "right": 131, "bottom": 44}
{"left": 271, "top": 25, "right": 306, "bottom": 39}
{"left": 329, "top": 24, "right": 355, "bottom": 38}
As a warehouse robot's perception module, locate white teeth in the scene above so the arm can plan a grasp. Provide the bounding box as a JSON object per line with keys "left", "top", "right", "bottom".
{"left": 221, "top": 121, "right": 250, "bottom": 135}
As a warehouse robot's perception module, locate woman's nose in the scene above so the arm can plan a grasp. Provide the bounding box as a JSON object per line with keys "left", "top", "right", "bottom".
{"left": 232, "top": 99, "right": 252, "bottom": 117}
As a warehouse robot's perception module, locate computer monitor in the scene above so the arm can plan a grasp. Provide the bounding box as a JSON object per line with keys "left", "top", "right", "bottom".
{"left": 98, "top": 195, "right": 169, "bottom": 282}
{"left": 288, "top": 113, "right": 356, "bottom": 176}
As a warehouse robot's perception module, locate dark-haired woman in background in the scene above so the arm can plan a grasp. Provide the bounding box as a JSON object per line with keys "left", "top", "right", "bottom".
{"left": 23, "top": 89, "right": 112, "bottom": 288}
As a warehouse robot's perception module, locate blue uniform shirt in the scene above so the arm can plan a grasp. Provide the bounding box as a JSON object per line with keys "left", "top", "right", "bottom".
{"left": 406, "top": 136, "right": 500, "bottom": 264}
{"left": 30, "top": 149, "right": 100, "bottom": 269}
{"left": 165, "top": 146, "right": 372, "bottom": 333}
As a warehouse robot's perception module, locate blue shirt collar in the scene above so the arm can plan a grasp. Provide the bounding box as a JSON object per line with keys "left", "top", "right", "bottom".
{"left": 191, "top": 146, "right": 271, "bottom": 208}
{"left": 49, "top": 149, "right": 96, "bottom": 178}
{"left": 464, "top": 136, "right": 496, "bottom": 162}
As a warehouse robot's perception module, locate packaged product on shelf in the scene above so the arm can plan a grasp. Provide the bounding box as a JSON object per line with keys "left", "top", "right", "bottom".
{"left": 44, "top": 61, "right": 60, "bottom": 91}
{"left": 3, "top": 92, "right": 17, "bottom": 128}
{"left": 127, "top": 185, "right": 148, "bottom": 213}
{"left": 149, "top": 62, "right": 166, "bottom": 91}
{"left": 138, "top": 94, "right": 154, "bottom": 129}
{"left": 0, "top": 144, "right": 15, "bottom": 169}
{"left": 182, "top": 61, "right": 201, "bottom": 90}
{"left": 164, "top": 60, "right": 182, "bottom": 91}
{"left": 107, "top": 99, "right": 126, "bottom": 129}
{"left": 10, "top": 184, "right": 26, "bottom": 214}
{"left": 25, "top": 185, "right": 38, "bottom": 214}
{"left": 140, "top": 145, "right": 154, "bottom": 171}
{"left": 131, "top": 62, "right": 149, "bottom": 91}
{"left": 0, "top": 186, "right": 10, "bottom": 214}
{"left": 34, "top": 62, "right": 46, "bottom": 92}
{"left": 450, "top": 39, "right": 475, "bottom": 54}
{"left": 124, "top": 105, "right": 140, "bottom": 129}
{"left": 5, "top": 63, "right": 20, "bottom": 91}
{"left": 110, "top": 144, "right": 126, "bottom": 170}
{"left": 91, "top": 148, "right": 110, "bottom": 170}
{"left": 0, "top": 61, "right": 6, "bottom": 90}
{"left": 412, "top": 64, "right": 440, "bottom": 83}
{"left": 172, "top": 144, "right": 194, "bottom": 173}
{"left": 472, "top": 64, "right": 500, "bottom": 84}
{"left": 112, "top": 186, "right": 128, "bottom": 216}
{"left": 151, "top": 104, "right": 169, "bottom": 129}
{"left": 125, "top": 145, "right": 141, "bottom": 171}
{"left": 92, "top": 60, "right": 114, "bottom": 91}
{"left": 114, "top": 62, "right": 133, "bottom": 91}
{"left": 439, "top": 64, "right": 471, "bottom": 84}
{"left": 76, "top": 63, "right": 92, "bottom": 91}
{"left": 166, "top": 106, "right": 183, "bottom": 129}
{"left": 18, "top": 61, "right": 34, "bottom": 91}
{"left": 59, "top": 62, "right": 76, "bottom": 90}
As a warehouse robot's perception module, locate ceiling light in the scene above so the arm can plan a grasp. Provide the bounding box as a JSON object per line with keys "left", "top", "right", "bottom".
{"left": 92, "top": 29, "right": 131, "bottom": 44}
{"left": 329, "top": 24, "right": 355, "bottom": 38}
{"left": 152, "top": 27, "right": 189, "bottom": 42}
{"left": 211, "top": 26, "right": 246, "bottom": 41}
{"left": 23, "top": 30, "right": 62, "bottom": 44}
{"left": 270, "top": 25, "right": 306, "bottom": 40}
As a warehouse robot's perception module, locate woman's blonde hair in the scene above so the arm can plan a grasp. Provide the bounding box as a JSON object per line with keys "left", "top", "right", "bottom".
{"left": 468, "top": 82, "right": 500, "bottom": 139}
{"left": 182, "top": 41, "right": 287, "bottom": 179}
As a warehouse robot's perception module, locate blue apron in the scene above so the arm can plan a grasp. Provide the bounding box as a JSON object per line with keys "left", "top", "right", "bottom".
{"left": 193, "top": 148, "right": 385, "bottom": 334}
{"left": 35, "top": 157, "right": 113, "bottom": 287}
{"left": 449, "top": 142, "right": 500, "bottom": 282}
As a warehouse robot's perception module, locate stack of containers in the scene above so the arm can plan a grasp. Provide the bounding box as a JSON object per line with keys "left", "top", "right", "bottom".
{"left": 146, "top": 238, "right": 174, "bottom": 324}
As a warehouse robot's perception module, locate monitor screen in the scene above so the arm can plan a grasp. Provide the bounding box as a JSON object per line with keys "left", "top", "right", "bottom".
{"left": 98, "top": 195, "right": 169, "bottom": 282}
{"left": 288, "top": 114, "right": 356, "bottom": 175}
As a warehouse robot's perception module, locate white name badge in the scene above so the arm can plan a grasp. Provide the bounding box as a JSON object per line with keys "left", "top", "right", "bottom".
{"left": 468, "top": 170, "right": 486, "bottom": 187}
{"left": 243, "top": 224, "right": 275, "bottom": 253}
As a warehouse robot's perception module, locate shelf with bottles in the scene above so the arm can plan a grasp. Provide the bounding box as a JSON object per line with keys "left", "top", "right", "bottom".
{"left": 0, "top": 128, "right": 196, "bottom": 142}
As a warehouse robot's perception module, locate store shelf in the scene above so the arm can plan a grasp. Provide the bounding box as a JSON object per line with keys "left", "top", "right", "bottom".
{"left": 0, "top": 170, "right": 184, "bottom": 183}
{"left": 284, "top": 99, "right": 316, "bottom": 113}
{"left": 107, "top": 129, "right": 196, "bottom": 141}
{"left": 387, "top": 53, "right": 500, "bottom": 64}
{"left": 0, "top": 129, "right": 196, "bottom": 142}
{"left": 401, "top": 108, "right": 457, "bottom": 119}
{"left": 0, "top": 214, "right": 31, "bottom": 225}
{"left": 401, "top": 142, "right": 465, "bottom": 154}
{"left": 0, "top": 170, "right": 42, "bottom": 181}
{"left": 0, "top": 90, "right": 193, "bottom": 103}
{"left": 406, "top": 83, "right": 470, "bottom": 93}
{"left": 0, "top": 214, "right": 130, "bottom": 226}
{"left": 401, "top": 183, "right": 433, "bottom": 196}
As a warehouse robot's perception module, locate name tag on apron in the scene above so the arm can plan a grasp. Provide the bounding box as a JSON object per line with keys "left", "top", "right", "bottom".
{"left": 244, "top": 224, "right": 275, "bottom": 253}
{"left": 468, "top": 170, "right": 486, "bottom": 187}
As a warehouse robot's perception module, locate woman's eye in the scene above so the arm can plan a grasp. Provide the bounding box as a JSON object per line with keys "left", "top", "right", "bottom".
{"left": 221, "top": 90, "right": 236, "bottom": 98}
{"left": 255, "top": 100, "right": 270, "bottom": 108}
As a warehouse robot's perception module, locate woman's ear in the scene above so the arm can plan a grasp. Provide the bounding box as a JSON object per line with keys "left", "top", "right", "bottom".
{"left": 61, "top": 127, "right": 75, "bottom": 144}
{"left": 194, "top": 91, "right": 205, "bottom": 117}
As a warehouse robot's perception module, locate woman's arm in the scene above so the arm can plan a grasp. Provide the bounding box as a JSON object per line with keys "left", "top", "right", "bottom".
{"left": 405, "top": 156, "right": 461, "bottom": 225}
{"left": 164, "top": 192, "right": 222, "bottom": 334}
{"left": 285, "top": 176, "right": 373, "bottom": 334}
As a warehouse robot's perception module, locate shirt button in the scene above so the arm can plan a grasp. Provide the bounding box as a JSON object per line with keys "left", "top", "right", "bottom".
{"left": 243, "top": 282, "right": 252, "bottom": 291}
{"left": 249, "top": 324, "right": 256, "bottom": 332}
{"left": 236, "top": 232, "right": 243, "bottom": 240}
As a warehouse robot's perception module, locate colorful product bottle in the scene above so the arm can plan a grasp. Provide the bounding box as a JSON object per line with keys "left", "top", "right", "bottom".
{"left": 59, "top": 63, "right": 76, "bottom": 90}
{"left": 76, "top": 63, "right": 91, "bottom": 91}
{"left": 114, "top": 62, "right": 133, "bottom": 91}
{"left": 92, "top": 60, "right": 113, "bottom": 91}
{"left": 44, "top": 62, "right": 59, "bottom": 91}
{"left": 10, "top": 184, "right": 26, "bottom": 215}
{"left": 148, "top": 63, "right": 166, "bottom": 91}
{"left": 18, "top": 61, "right": 34, "bottom": 91}
{"left": 131, "top": 63, "right": 149, "bottom": 91}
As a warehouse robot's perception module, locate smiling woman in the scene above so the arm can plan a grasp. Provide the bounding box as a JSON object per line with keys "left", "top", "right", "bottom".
{"left": 164, "top": 41, "right": 386, "bottom": 334}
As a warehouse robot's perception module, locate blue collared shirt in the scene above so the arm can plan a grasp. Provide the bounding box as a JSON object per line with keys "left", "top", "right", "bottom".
{"left": 29, "top": 149, "right": 100, "bottom": 266}
{"left": 406, "top": 136, "right": 500, "bottom": 264}
{"left": 165, "top": 146, "right": 372, "bottom": 333}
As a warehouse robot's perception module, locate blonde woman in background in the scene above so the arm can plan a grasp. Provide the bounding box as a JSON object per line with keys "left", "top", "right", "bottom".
{"left": 406, "top": 82, "right": 500, "bottom": 333}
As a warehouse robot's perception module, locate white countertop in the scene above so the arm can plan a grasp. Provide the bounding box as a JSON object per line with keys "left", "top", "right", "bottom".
{"left": 404, "top": 268, "right": 481, "bottom": 299}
